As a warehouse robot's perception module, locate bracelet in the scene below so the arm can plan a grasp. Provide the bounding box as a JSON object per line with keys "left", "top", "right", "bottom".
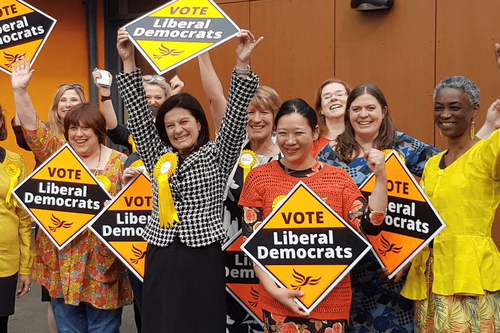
{"left": 234, "top": 65, "right": 250, "bottom": 75}
{"left": 100, "top": 94, "right": 111, "bottom": 102}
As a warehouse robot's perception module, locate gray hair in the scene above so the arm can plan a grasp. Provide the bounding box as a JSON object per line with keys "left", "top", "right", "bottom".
{"left": 434, "top": 75, "right": 480, "bottom": 106}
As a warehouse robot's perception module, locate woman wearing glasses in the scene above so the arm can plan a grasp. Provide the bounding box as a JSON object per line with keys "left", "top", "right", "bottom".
{"left": 310, "top": 79, "right": 351, "bottom": 158}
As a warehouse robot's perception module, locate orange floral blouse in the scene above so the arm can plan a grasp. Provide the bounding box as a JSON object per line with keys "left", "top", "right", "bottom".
{"left": 23, "top": 120, "right": 132, "bottom": 309}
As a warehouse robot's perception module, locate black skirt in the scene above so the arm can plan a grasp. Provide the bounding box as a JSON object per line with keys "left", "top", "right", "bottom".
{"left": 0, "top": 273, "right": 18, "bottom": 317}
{"left": 141, "top": 238, "right": 226, "bottom": 333}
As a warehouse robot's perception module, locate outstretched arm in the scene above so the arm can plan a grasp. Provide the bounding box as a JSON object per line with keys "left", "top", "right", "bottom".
{"left": 476, "top": 43, "right": 500, "bottom": 139}
{"left": 11, "top": 57, "right": 38, "bottom": 131}
{"left": 198, "top": 52, "right": 227, "bottom": 130}
{"left": 92, "top": 68, "right": 118, "bottom": 130}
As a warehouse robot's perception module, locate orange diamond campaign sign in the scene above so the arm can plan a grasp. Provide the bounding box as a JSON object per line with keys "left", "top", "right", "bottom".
{"left": 359, "top": 150, "right": 445, "bottom": 279}
{"left": 223, "top": 230, "right": 263, "bottom": 325}
{"left": 241, "top": 182, "right": 372, "bottom": 314}
{"left": 0, "top": 0, "right": 56, "bottom": 74}
{"left": 90, "top": 172, "right": 151, "bottom": 281}
{"left": 12, "top": 144, "right": 111, "bottom": 250}
{"left": 123, "top": 0, "right": 239, "bottom": 75}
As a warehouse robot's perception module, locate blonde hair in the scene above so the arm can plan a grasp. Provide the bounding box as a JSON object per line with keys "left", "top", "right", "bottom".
{"left": 249, "top": 86, "right": 280, "bottom": 117}
{"left": 47, "top": 85, "right": 86, "bottom": 135}
{"left": 142, "top": 75, "right": 172, "bottom": 99}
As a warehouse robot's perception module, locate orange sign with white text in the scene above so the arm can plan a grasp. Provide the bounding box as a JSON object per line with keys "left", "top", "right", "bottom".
{"left": 12, "top": 144, "right": 111, "bottom": 249}
{"left": 359, "top": 150, "right": 445, "bottom": 278}
{"left": 0, "top": 0, "right": 56, "bottom": 74}
{"left": 90, "top": 172, "right": 151, "bottom": 281}
{"left": 241, "top": 182, "right": 372, "bottom": 314}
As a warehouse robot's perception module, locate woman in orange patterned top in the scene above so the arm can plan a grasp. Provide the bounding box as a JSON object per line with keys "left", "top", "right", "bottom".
{"left": 11, "top": 58, "right": 132, "bottom": 332}
{"left": 239, "top": 98, "right": 388, "bottom": 333}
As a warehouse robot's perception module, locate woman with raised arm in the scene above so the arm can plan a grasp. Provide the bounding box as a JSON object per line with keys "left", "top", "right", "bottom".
{"left": 11, "top": 59, "right": 132, "bottom": 333}
{"left": 115, "top": 27, "right": 261, "bottom": 333}
{"left": 0, "top": 103, "right": 32, "bottom": 333}
{"left": 401, "top": 76, "right": 500, "bottom": 332}
{"left": 239, "top": 98, "right": 388, "bottom": 333}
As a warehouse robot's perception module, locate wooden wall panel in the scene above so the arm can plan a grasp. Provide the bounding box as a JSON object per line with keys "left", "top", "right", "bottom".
{"left": 178, "top": 2, "right": 249, "bottom": 137}
{"left": 335, "top": 0, "right": 436, "bottom": 145}
{"left": 249, "top": 0, "right": 335, "bottom": 106}
{"left": 435, "top": 0, "right": 500, "bottom": 247}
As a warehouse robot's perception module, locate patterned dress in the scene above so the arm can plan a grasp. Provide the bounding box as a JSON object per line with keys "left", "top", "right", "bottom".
{"left": 23, "top": 121, "right": 132, "bottom": 309}
{"left": 317, "top": 131, "right": 439, "bottom": 333}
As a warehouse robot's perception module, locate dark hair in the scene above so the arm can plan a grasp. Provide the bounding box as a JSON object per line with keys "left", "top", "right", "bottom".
{"left": 155, "top": 93, "right": 209, "bottom": 154}
{"left": 275, "top": 98, "right": 318, "bottom": 133}
{"left": 335, "top": 84, "right": 396, "bottom": 163}
{"left": 63, "top": 103, "right": 107, "bottom": 145}
{"left": 314, "top": 78, "right": 352, "bottom": 136}
{"left": 0, "top": 103, "right": 6, "bottom": 141}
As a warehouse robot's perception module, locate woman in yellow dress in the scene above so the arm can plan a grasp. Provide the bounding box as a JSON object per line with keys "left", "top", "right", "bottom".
{"left": 401, "top": 75, "right": 500, "bottom": 332}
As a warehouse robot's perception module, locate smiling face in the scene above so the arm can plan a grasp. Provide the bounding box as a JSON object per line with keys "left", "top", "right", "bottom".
{"left": 320, "top": 82, "right": 348, "bottom": 121}
{"left": 276, "top": 112, "right": 318, "bottom": 170}
{"left": 145, "top": 84, "right": 168, "bottom": 107}
{"left": 68, "top": 121, "right": 100, "bottom": 158}
{"left": 434, "top": 87, "right": 478, "bottom": 139}
{"left": 349, "top": 93, "right": 386, "bottom": 141}
{"left": 57, "top": 90, "right": 83, "bottom": 119}
{"left": 164, "top": 107, "right": 201, "bottom": 155}
{"left": 247, "top": 103, "right": 274, "bottom": 142}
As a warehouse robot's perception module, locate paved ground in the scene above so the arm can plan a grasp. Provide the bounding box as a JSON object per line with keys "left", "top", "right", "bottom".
{"left": 8, "top": 281, "right": 137, "bottom": 332}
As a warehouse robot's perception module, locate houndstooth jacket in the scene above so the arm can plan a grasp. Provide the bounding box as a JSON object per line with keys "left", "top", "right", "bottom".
{"left": 116, "top": 69, "right": 258, "bottom": 247}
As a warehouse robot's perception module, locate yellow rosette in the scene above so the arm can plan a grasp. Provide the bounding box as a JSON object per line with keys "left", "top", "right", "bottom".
{"left": 238, "top": 150, "right": 257, "bottom": 182}
{"left": 272, "top": 195, "right": 286, "bottom": 211}
{"left": 383, "top": 149, "right": 406, "bottom": 164}
{"left": 128, "top": 135, "right": 137, "bottom": 153}
{"left": 153, "top": 153, "right": 179, "bottom": 228}
{"left": 4, "top": 159, "right": 21, "bottom": 205}
{"left": 96, "top": 175, "right": 111, "bottom": 192}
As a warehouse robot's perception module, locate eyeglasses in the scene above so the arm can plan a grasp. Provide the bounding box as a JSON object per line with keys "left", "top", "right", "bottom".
{"left": 321, "top": 90, "right": 348, "bottom": 100}
{"left": 58, "top": 84, "right": 83, "bottom": 91}
{"left": 143, "top": 75, "right": 165, "bottom": 83}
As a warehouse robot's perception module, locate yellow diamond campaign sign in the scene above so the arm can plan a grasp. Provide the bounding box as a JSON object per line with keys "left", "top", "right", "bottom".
{"left": 241, "top": 181, "right": 372, "bottom": 314}
{"left": 90, "top": 172, "right": 151, "bottom": 281}
{"left": 0, "top": 0, "right": 56, "bottom": 74}
{"left": 12, "top": 144, "right": 112, "bottom": 250}
{"left": 223, "top": 230, "right": 263, "bottom": 325}
{"left": 359, "top": 150, "right": 445, "bottom": 279}
{"left": 123, "top": 0, "right": 239, "bottom": 75}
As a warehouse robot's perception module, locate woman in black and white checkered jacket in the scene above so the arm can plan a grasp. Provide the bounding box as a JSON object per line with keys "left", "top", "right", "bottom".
{"left": 116, "top": 28, "right": 261, "bottom": 333}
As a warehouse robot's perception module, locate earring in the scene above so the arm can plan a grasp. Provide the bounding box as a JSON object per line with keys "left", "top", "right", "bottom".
{"left": 470, "top": 119, "right": 475, "bottom": 140}
{"left": 438, "top": 129, "right": 444, "bottom": 141}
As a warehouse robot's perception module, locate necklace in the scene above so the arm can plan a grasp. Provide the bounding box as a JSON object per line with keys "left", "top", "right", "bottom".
{"left": 93, "top": 145, "right": 102, "bottom": 175}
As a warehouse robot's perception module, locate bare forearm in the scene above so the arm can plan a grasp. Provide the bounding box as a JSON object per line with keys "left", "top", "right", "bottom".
{"left": 13, "top": 90, "right": 38, "bottom": 130}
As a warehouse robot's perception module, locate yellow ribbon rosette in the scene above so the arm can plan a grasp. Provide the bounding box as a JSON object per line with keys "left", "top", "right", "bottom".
{"left": 4, "top": 159, "right": 21, "bottom": 205}
{"left": 96, "top": 175, "right": 111, "bottom": 192}
{"left": 383, "top": 149, "right": 406, "bottom": 164}
{"left": 272, "top": 195, "right": 286, "bottom": 211}
{"left": 128, "top": 135, "right": 137, "bottom": 153}
{"left": 153, "top": 153, "right": 179, "bottom": 228}
{"left": 238, "top": 150, "right": 257, "bottom": 182}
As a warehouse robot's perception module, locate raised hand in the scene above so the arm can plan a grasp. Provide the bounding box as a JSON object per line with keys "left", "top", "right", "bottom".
{"left": 11, "top": 57, "right": 34, "bottom": 92}
{"left": 235, "top": 29, "right": 264, "bottom": 69}
{"left": 365, "top": 148, "right": 386, "bottom": 177}
{"left": 117, "top": 27, "right": 136, "bottom": 73}
{"left": 169, "top": 75, "right": 184, "bottom": 95}
{"left": 92, "top": 68, "right": 112, "bottom": 96}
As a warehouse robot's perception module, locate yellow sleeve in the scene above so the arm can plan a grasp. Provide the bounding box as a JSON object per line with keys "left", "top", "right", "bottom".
{"left": 478, "top": 129, "right": 500, "bottom": 180}
{"left": 16, "top": 158, "right": 33, "bottom": 276}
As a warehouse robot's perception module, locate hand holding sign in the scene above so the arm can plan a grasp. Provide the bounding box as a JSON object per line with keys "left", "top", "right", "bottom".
{"left": 117, "top": 27, "right": 136, "bottom": 73}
